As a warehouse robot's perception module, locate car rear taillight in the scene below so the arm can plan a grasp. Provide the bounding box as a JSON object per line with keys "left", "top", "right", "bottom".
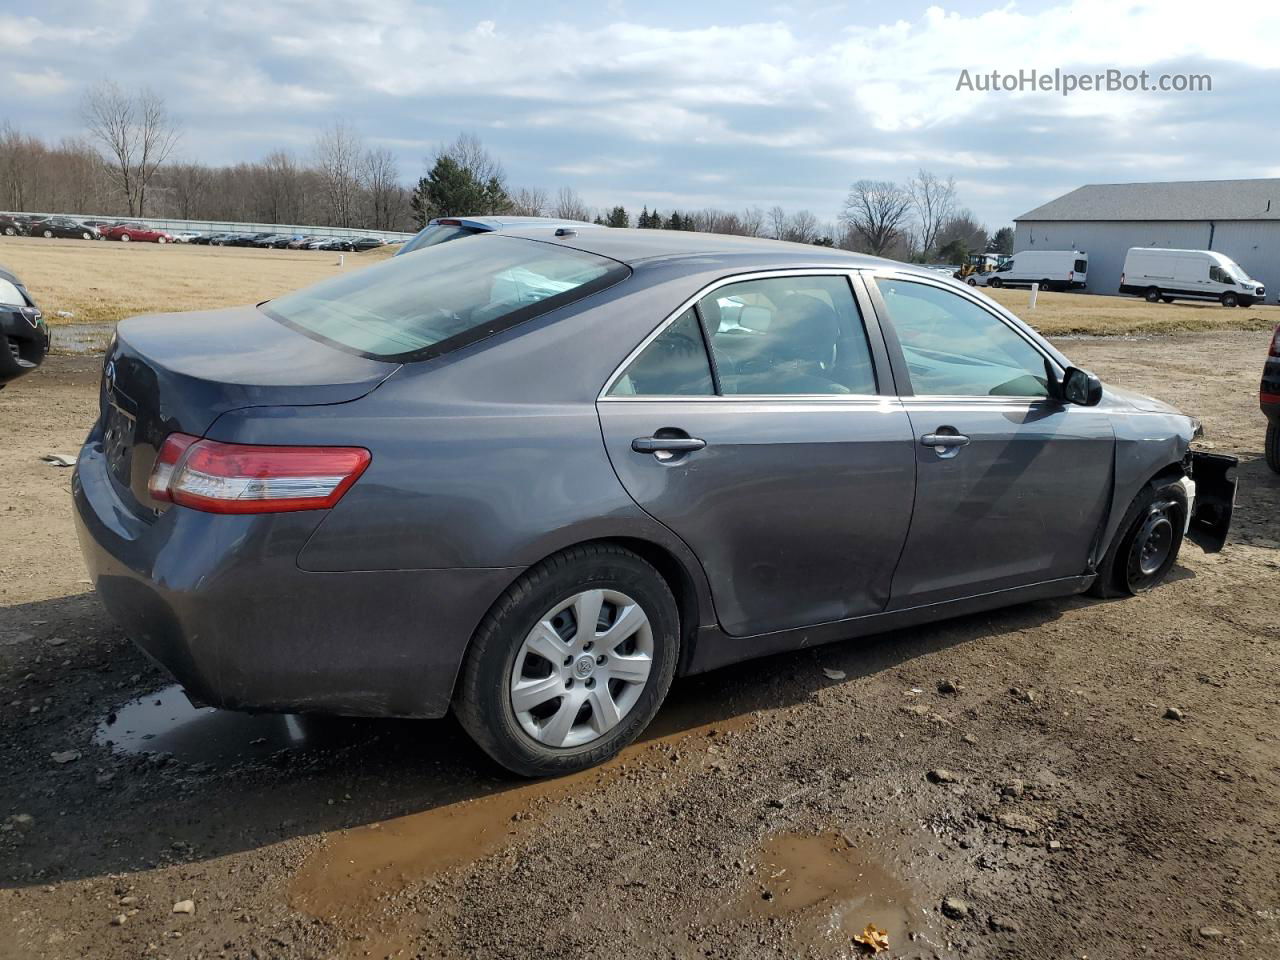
{"left": 147, "top": 433, "right": 370, "bottom": 514}
{"left": 1120, "top": 272, "right": 1125, "bottom": 286}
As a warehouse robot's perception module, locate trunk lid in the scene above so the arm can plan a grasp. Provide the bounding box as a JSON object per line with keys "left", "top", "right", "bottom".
{"left": 99, "top": 306, "right": 395, "bottom": 515}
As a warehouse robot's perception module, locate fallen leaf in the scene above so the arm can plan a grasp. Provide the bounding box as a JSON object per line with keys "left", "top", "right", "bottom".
{"left": 853, "top": 923, "right": 890, "bottom": 954}
{"left": 822, "top": 668, "right": 846, "bottom": 681}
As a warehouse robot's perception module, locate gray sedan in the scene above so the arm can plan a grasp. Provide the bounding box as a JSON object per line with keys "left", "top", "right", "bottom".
{"left": 73, "top": 230, "right": 1236, "bottom": 776}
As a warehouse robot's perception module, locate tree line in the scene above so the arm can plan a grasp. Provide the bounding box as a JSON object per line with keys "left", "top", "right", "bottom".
{"left": 0, "top": 82, "right": 1013, "bottom": 258}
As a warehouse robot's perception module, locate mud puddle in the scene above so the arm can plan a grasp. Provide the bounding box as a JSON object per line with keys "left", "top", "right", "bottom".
{"left": 94, "top": 683, "right": 388, "bottom": 767}
{"left": 741, "top": 831, "right": 940, "bottom": 955}
{"left": 289, "top": 688, "right": 763, "bottom": 956}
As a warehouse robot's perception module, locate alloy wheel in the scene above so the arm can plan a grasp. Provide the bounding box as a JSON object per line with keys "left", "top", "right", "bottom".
{"left": 509, "top": 589, "right": 654, "bottom": 749}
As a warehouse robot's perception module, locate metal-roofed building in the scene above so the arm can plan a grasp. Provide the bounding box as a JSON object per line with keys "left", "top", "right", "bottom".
{"left": 1014, "top": 179, "right": 1280, "bottom": 295}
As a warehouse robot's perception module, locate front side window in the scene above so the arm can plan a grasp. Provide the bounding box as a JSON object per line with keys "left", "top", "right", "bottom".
{"left": 876, "top": 277, "right": 1051, "bottom": 398}
{"left": 265, "top": 234, "right": 628, "bottom": 361}
{"left": 607, "top": 309, "right": 713, "bottom": 396}
{"left": 698, "top": 276, "right": 876, "bottom": 395}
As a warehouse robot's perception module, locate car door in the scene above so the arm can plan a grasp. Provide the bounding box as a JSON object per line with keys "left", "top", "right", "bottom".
{"left": 597, "top": 271, "right": 917, "bottom": 637}
{"left": 868, "top": 272, "right": 1115, "bottom": 608}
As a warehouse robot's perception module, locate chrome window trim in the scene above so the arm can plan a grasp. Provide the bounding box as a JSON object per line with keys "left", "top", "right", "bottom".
{"left": 597, "top": 267, "right": 878, "bottom": 402}
{"left": 869, "top": 269, "right": 1066, "bottom": 400}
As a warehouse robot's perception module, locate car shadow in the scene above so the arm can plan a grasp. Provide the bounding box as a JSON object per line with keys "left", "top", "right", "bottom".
{"left": 0, "top": 584, "right": 1089, "bottom": 891}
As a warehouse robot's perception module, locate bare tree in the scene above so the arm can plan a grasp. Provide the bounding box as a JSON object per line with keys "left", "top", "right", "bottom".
{"left": 445, "top": 132, "right": 506, "bottom": 187}
{"left": 553, "top": 186, "right": 591, "bottom": 221}
{"left": 739, "top": 206, "right": 765, "bottom": 237}
{"left": 909, "top": 169, "right": 957, "bottom": 259}
{"left": 840, "top": 180, "right": 912, "bottom": 256}
{"left": 81, "top": 81, "right": 180, "bottom": 216}
{"left": 510, "top": 186, "right": 548, "bottom": 217}
{"left": 783, "top": 209, "right": 819, "bottom": 244}
{"left": 166, "top": 162, "right": 214, "bottom": 219}
{"left": 362, "top": 147, "right": 406, "bottom": 231}
{"left": 767, "top": 205, "right": 788, "bottom": 240}
{"left": 314, "top": 122, "right": 363, "bottom": 227}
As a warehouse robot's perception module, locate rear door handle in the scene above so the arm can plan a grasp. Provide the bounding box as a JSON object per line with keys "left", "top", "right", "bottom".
{"left": 632, "top": 436, "right": 706, "bottom": 454}
{"left": 920, "top": 433, "right": 970, "bottom": 448}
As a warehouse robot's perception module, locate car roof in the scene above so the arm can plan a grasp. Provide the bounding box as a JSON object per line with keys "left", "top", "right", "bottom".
{"left": 497, "top": 227, "right": 899, "bottom": 272}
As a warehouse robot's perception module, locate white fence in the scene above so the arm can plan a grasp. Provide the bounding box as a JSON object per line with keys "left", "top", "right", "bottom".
{"left": 3, "top": 211, "right": 415, "bottom": 242}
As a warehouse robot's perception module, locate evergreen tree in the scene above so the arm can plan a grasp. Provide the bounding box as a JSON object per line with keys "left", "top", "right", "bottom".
{"left": 606, "top": 205, "right": 630, "bottom": 228}
{"left": 409, "top": 154, "right": 511, "bottom": 227}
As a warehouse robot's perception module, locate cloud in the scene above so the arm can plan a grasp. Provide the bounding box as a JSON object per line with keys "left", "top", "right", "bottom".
{"left": 2, "top": 0, "right": 1278, "bottom": 226}
{"left": 8, "top": 68, "right": 71, "bottom": 97}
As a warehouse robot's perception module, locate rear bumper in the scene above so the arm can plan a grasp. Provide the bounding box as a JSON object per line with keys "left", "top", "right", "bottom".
{"left": 73, "top": 439, "right": 516, "bottom": 718}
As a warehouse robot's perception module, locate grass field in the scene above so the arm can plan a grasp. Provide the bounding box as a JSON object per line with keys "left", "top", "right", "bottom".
{"left": 0, "top": 236, "right": 396, "bottom": 325}
{"left": 2, "top": 235, "right": 1277, "bottom": 336}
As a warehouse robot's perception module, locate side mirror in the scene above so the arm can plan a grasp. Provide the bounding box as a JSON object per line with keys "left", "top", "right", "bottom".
{"left": 1062, "top": 366, "right": 1103, "bottom": 406}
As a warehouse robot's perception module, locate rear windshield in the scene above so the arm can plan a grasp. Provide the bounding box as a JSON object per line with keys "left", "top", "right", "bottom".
{"left": 263, "top": 234, "right": 628, "bottom": 361}
{"left": 398, "top": 223, "right": 485, "bottom": 256}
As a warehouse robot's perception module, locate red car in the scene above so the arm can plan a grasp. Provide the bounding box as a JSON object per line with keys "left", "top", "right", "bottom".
{"left": 1263, "top": 323, "right": 1280, "bottom": 473}
{"left": 101, "top": 223, "right": 174, "bottom": 243}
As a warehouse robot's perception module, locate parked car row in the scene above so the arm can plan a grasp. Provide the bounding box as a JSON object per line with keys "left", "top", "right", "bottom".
{"left": 192, "top": 232, "right": 388, "bottom": 251}
{"left": 1, "top": 214, "right": 393, "bottom": 251}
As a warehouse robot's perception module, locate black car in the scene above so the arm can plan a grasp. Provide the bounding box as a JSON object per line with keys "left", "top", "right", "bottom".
{"left": 349, "top": 236, "right": 385, "bottom": 252}
{"left": 1263, "top": 323, "right": 1280, "bottom": 473}
{"left": 316, "top": 237, "right": 354, "bottom": 251}
{"left": 0, "top": 264, "right": 49, "bottom": 387}
{"left": 1, "top": 215, "right": 26, "bottom": 237}
{"left": 27, "top": 217, "right": 101, "bottom": 241}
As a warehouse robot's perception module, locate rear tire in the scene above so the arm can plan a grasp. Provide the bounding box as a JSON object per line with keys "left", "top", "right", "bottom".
{"left": 989, "top": 277, "right": 1002, "bottom": 288}
{"left": 1145, "top": 287, "right": 1162, "bottom": 303}
{"left": 1221, "top": 291, "right": 1238, "bottom": 307}
{"left": 1266, "top": 420, "right": 1280, "bottom": 474}
{"left": 454, "top": 544, "right": 680, "bottom": 777}
{"left": 41, "top": 229, "right": 53, "bottom": 238}
{"left": 2, "top": 226, "right": 14, "bottom": 236}
{"left": 156, "top": 237, "right": 166, "bottom": 244}
{"left": 1089, "top": 480, "right": 1187, "bottom": 598}
{"left": 81, "top": 231, "right": 91, "bottom": 240}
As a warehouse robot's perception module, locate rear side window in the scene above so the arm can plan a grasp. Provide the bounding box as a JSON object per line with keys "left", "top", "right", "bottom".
{"left": 699, "top": 276, "right": 876, "bottom": 395}
{"left": 607, "top": 309, "right": 713, "bottom": 396}
{"left": 1074, "top": 259, "right": 1087, "bottom": 273}
{"left": 264, "top": 235, "right": 628, "bottom": 361}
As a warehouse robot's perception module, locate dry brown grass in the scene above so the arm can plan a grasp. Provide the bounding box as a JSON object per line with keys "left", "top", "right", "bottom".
{"left": 0, "top": 236, "right": 397, "bottom": 325}
{"left": 980, "top": 285, "right": 1279, "bottom": 337}
{"left": 2, "top": 234, "right": 1276, "bottom": 337}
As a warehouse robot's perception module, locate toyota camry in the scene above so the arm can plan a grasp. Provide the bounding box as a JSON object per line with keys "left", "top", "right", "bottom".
{"left": 73, "top": 229, "right": 1236, "bottom": 776}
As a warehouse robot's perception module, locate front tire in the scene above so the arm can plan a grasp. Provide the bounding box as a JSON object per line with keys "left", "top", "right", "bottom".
{"left": 1266, "top": 420, "right": 1280, "bottom": 474}
{"left": 455, "top": 544, "right": 679, "bottom": 777}
{"left": 1221, "top": 291, "right": 1238, "bottom": 307}
{"left": 156, "top": 236, "right": 166, "bottom": 244}
{"left": 41, "top": 229, "right": 53, "bottom": 238}
{"left": 119, "top": 233, "right": 131, "bottom": 242}
{"left": 81, "top": 231, "right": 91, "bottom": 240}
{"left": 1090, "top": 480, "right": 1187, "bottom": 598}
{"left": 988, "top": 277, "right": 1002, "bottom": 288}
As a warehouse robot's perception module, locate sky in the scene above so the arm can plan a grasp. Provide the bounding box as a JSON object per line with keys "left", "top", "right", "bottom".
{"left": 3, "top": 0, "right": 1279, "bottom": 230}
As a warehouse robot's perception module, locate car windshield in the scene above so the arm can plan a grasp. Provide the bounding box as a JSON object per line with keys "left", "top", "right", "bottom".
{"left": 0, "top": 278, "right": 25, "bottom": 306}
{"left": 263, "top": 234, "right": 628, "bottom": 361}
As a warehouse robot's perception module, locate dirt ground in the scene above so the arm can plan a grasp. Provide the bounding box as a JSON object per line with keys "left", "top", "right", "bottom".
{"left": 1, "top": 331, "right": 1278, "bottom": 960}
{"left": 0, "top": 236, "right": 395, "bottom": 326}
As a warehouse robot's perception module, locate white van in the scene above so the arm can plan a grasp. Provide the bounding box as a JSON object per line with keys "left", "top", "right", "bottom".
{"left": 1120, "top": 248, "right": 1265, "bottom": 307}
{"left": 972, "top": 250, "right": 1087, "bottom": 291}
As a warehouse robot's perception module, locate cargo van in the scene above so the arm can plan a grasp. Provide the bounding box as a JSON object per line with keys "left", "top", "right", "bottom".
{"left": 973, "top": 250, "right": 1087, "bottom": 291}
{"left": 1120, "top": 248, "right": 1265, "bottom": 307}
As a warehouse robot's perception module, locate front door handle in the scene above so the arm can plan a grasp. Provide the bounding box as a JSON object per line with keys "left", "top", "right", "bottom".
{"left": 920, "top": 433, "right": 970, "bottom": 448}
{"left": 632, "top": 436, "right": 706, "bottom": 454}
